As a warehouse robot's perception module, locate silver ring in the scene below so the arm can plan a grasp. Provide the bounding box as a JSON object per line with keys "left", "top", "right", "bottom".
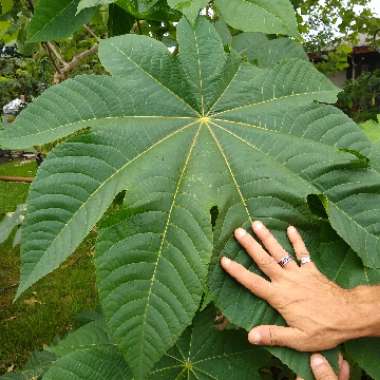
{"left": 278, "top": 255, "right": 293, "bottom": 268}
{"left": 300, "top": 256, "right": 312, "bottom": 266}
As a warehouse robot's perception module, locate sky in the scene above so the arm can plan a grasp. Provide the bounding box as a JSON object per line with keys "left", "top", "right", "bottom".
{"left": 371, "top": 0, "right": 380, "bottom": 15}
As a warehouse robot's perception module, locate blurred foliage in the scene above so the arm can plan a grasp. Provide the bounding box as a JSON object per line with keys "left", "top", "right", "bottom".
{"left": 291, "top": 0, "right": 380, "bottom": 52}
{"left": 0, "top": 56, "right": 51, "bottom": 109}
{"left": 0, "top": 0, "right": 106, "bottom": 112}
{"left": 359, "top": 114, "right": 380, "bottom": 142}
{"left": 316, "top": 44, "right": 353, "bottom": 75}
{"left": 338, "top": 69, "right": 380, "bottom": 122}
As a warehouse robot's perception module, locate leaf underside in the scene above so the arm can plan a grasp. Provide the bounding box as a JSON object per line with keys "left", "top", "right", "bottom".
{"left": 3, "top": 15, "right": 380, "bottom": 380}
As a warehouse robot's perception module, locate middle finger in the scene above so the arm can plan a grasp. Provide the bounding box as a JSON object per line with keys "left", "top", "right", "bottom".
{"left": 252, "top": 221, "right": 298, "bottom": 270}
{"left": 234, "top": 228, "right": 281, "bottom": 279}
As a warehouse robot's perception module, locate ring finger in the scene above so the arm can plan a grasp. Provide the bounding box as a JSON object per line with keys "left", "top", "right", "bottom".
{"left": 287, "top": 226, "right": 315, "bottom": 268}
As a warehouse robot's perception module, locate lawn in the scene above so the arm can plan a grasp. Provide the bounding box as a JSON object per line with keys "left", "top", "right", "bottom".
{"left": 0, "top": 160, "right": 36, "bottom": 214}
{"left": 0, "top": 160, "right": 97, "bottom": 375}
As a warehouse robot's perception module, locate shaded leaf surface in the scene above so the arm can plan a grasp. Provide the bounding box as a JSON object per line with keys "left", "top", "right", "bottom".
{"left": 151, "top": 307, "right": 270, "bottom": 379}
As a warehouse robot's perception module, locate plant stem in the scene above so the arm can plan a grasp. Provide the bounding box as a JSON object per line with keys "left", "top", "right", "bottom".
{"left": 0, "top": 176, "right": 34, "bottom": 183}
{"left": 136, "top": 20, "right": 142, "bottom": 35}
{"left": 43, "top": 43, "right": 62, "bottom": 74}
{"left": 84, "top": 24, "right": 100, "bottom": 41}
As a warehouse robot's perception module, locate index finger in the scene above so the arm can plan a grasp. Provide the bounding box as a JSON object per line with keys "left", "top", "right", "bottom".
{"left": 234, "top": 228, "right": 282, "bottom": 279}
{"left": 221, "top": 257, "right": 272, "bottom": 300}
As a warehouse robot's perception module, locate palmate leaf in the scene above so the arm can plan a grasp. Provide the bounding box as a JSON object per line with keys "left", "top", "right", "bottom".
{"left": 3, "top": 309, "right": 269, "bottom": 380}
{"left": 2, "top": 16, "right": 380, "bottom": 378}
{"left": 94, "top": 123, "right": 214, "bottom": 379}
{"left": 43, "top": 321, "right": 132, "bottom": 380}
{"left": 27, "top": 0, "right": 95, "bottom": 42}
{"left": 214, "top": 0, "right": 298, "bottom": 35}
{"left": 151, "top": 307, "right": 270, "bottom": 379}
{"left": 0, "top": 320, "right": 126, "bottom": 380}
{"left": 43, "top": 347, "right": 131, "bottom": 380}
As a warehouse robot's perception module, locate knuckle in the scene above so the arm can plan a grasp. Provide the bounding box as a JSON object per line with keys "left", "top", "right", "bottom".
{"left": 257, "top": 255, "right": 275, "bottom": 268}
{"left": 268, "top": 328, "right": 279, "bottom": 346}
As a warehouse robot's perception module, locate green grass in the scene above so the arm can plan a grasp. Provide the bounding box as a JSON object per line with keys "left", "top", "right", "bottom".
{"left": 0, "top": 160, "right": 37, "bottom": 214}
{"left": 0, "top": 160, "right": 97, "bottom": 375}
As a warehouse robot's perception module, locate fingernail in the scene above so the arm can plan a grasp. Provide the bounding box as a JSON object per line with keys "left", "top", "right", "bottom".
{"left": 252, "top": 221, "right": 263, "bottom": 230}
{"left": 248, "top": 330, "right": 261, "bottom": 344}
{"left": 311, "top": 354, "right": 325, "bottom": 367}
{"left": 221, "top": 256, "right": 231, "bottom": 267}
{"left": 235, "top": 228, "right": 247, "bottom": 238}
{"left": 288, "top": 226, "right": 296, "bottom": 233}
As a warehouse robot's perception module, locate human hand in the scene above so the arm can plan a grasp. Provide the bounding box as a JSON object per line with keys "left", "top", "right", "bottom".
{"left": 296, "top": 354, "right": 350, "bottom": 380}
{"left": 220, "top": 221, "right": 365, "bottom": 351}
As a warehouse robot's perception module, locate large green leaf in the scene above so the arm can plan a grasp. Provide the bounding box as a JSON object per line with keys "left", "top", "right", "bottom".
{"left": 43, "top": 347, "right": 131, "bottom": 380}
{"left": 215, "top": 0, "right": 298, "bottom": 36}
{"left": 3, "top": 15, "right": 380, "bottom": 379}
{"left": 0, "top": 74, "right": 196, "bottom": 149}
{"left": 27, "top": 0, "right": 95, "bottom": 42}
{"left": 43, "top": 321, "right": 131, "bottom": 380}
{"left": 0, "top": 320, "right": 129, "bottom": 380}
{"left": 151, "top": 307, "right": 270, "bottom": 379}
{"left": 95, "top": 124, "right": 214, "bottom": 378}
{"left": 232, "top": 32, "right": 307, "bottom": 67}
{"left": 46, "top": 320, "right": 113, "bottom": 357}
{"left": 3, "top": 309, "right": 269, "bottom": 380}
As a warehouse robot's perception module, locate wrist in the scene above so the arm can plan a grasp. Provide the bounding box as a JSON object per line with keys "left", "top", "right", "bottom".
{"left": 345, "top": 286, "right": 380, "bottom": 339}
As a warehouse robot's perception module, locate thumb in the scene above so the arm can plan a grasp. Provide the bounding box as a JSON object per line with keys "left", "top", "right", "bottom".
{"left": 248, "top": 325, "right": 304, "bottom": 348}
{"left": 311, "top": 354, "right": 338, "bottom": 380}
